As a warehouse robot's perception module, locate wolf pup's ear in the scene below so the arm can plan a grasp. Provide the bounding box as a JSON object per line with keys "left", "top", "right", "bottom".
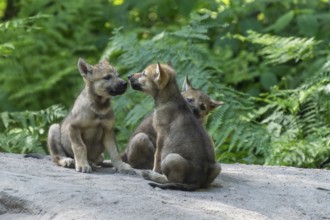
{"left": 100, "top": 59, "right": 110, "bottom": 66}
{"left": 77, "top": 58, "right": 93, "bottom": 78}
{"left": 182, "top": 75, "right": 194, "bottom": 92}
{"left": 167, "top": 61, "right": 173, "bottom": 67}
{"left": 155, "top": 62, "right": 170, "bottom": 90}
{"left": 210, "top": 99, "right": 224, "bottom": 110}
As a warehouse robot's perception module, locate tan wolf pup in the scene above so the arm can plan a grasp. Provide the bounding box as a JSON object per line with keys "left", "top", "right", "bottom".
{"left": 47, "top": 58, "right": 134, "bottom": 174}
{"left": 122, "top": 75, "right": 223, "bottom": 169}
{"left": 128, "top": 63, "right": 221, "bottom": 190}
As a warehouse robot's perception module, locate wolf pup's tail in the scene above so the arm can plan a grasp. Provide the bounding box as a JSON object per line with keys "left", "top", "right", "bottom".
{"left": 148, "top": 182, "right": 200, "bottom": 191}
{"left": 24, "top": 153, "right": 50, "bottom": 160}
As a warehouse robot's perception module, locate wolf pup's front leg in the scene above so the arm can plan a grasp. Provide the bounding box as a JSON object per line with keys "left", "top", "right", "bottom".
{"left": 153, "top": 133, "right": 164, "bottom": 173}
{"left": 68, "top": 124, "right": 92, "bottom": 173}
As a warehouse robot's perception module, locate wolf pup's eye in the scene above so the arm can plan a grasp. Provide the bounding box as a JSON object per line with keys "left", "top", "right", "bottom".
{"left": 186, "top": 98, "right": 194, "bottom": 103}
{"left": 103, "top": 75, "right": 112, "bottom": 80}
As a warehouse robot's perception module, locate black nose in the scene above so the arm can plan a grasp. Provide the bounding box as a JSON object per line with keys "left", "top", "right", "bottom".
{"left": 122, "top": 81, "right": 128, "bottom": 87}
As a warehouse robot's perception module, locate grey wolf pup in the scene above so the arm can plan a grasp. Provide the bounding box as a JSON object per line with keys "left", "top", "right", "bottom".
{"left": 128, "top": 63, "right": 221, "bottom": 190}
{"left": 122, "top": 75, "right": 223, "bottom": 169}
{"left": 47, "top": 58, "right": 134, "bottom": 174}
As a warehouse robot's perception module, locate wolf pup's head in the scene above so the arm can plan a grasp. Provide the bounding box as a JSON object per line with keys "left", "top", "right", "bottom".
{"left": 128, "top": 63, "right": 174, "bottom": 97}
{"left": 182, "top": 76, "right": 223, "bottom": 122}
{"left": 77, "top": 58, "right": 127, "bottom": 97}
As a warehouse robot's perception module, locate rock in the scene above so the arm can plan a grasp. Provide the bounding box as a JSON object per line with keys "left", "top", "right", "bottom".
{"left": 0, "top": 153, "right": 329, "bottom": 220}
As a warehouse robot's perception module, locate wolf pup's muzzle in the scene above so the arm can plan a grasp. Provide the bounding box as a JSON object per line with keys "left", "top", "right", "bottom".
{"left": 128, "top": 74, "right": 143, "bottom": 91}
{"left": 190, "top": 106, "right": 201, "bottom": 118}
{"left": 108, "top": 80, "right": 128, "bottom": 96}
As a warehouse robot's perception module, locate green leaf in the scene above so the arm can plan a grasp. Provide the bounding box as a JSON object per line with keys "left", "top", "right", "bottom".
{"left": 266, "top": 10, "right": 294, "bottom": 32}
{"left": 297, "top": 13, "right": 319, "bottom": 37}
{"left": 260, "top": 72, "right": 278, "bottom": 90}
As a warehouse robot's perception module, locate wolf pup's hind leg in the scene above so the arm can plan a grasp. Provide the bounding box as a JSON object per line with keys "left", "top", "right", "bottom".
{"left": 203, "top": 164, "right": 221, "bottom": 188}
{"left": 126, "top": 133, "right": 155, "bottom": 169}
{"left": 47, "top": 124, "right": 74, "bottom": 168}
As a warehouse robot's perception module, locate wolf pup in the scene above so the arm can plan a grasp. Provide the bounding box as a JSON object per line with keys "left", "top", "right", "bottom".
{"left": 47, "top": 58, "right": 134, "bottom": 174}
{"left": 128, "top": 63, "right": 221, "bottom": 190}
{"left": 122, "top": 75, "right": 223, "bottom": 169}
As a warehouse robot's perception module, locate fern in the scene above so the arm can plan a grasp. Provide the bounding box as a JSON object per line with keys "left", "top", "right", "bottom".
{"left": 266, "top": 137, "right": 330, "bottom": 168}
{"left": 102, "top": 15, "right": 230, "bottom": 152}
{"left": 171, "top": 13, "right": 211, "bottom": 41}
{"left": 1, "top": 0, "right": 329, "bottom": 169}
{"left": 0, "top": 43, "right": 15, "bottom": 57}
{"left": 0, "top": 105, "right": 67, "bottom": 154}
{"left": 0, "top": 1, "right": 110, "bottom": 110}
{"left": 104, "top": 18, "right": 329, "bottom": 166}
{"left": 0, "top": 13, "right": 50, "bottom": 31}
{"left": 206, "top": 86, "right": 270, "bottom": 164}
{"left": 236, "top": 30, "right": 321, "bottom": 64}
{"left": 300, "top": 100, "right": 321, "bottom": 136}
{"left": 259, "top": 60, "right": 330, "bottom": 168}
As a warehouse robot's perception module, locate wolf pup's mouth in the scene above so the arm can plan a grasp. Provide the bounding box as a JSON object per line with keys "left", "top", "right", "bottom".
{"left": 108, "top": 81, "right": 127, "bottom": 96}
{"left": 130, "top": 82, "right": 143, "bottom": 91}
{"left": 128, "top": 78, "right": 143, "bottom": 91}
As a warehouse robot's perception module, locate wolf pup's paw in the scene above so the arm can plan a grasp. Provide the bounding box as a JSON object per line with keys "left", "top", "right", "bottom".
{"left": 59, "top": 158, "right": 75, "bottom": 168}
{"left": 141, "top": 170, "right": 152, "bottom": 180}
{"left": 89, "top": 161, "right": 101, "bottom": 171}
{"left": 116, "top": 162, "right": 136, "bottom": 175}
{"left": 75, "top": 162, "right": 92, "bottom": 173}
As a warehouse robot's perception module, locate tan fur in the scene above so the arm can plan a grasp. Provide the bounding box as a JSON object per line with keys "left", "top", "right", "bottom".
{"left": 182, "top": 76, "right": 224, "bottom": 123}
{"left": 128, "top": 63, "right": 221, "bottom": 190}
{"left": 122, "top": 75, "right": 223, "bottom": 169}
{"left": 47, "top": 58, "right": 134, "bottom": 174}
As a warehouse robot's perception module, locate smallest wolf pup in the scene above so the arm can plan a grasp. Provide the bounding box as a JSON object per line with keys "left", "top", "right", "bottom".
{"left": 47, "top": 58, "right": 134, "bottom": 174}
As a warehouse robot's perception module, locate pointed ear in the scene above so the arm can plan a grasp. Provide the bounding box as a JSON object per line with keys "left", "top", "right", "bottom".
{"left": 77, "top": 58, "right": 93, "bottom": 77}
{"left": 210, "top": 98, "right": 224, "bottom": 110}
{"left": 101, "top": 59, "right": 110, "bottom": 65}
{"left": 167, "top": 61, "right": 173, "bottom": 67}
{"left": 155, "top": 62, "right": 170, "bottom": 90}
{"left": 182, "top": 75, "right": 194, "bottom": 92}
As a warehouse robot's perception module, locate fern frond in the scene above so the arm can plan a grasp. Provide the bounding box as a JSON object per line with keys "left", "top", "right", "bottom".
{"left": 208, "top": 88, "right": 270, "bottom": 164}
{"left": 231, "top": 30, "right": 321, "bottom": 64}
{"left": 0, "top": 105, "right": 66, "bottom": 153}
{"left": 10, "top": 66, "right": 76, "bottom": 100}
{"left": 171, "top": 13, "right": 211, "bottom": 41}
{"left": 0, "top": 130, "right": 43, "bottom": 154}
{"left": 0, "top": 43, "right": 15, "bottom": 57}
{"left": 0, "top": 13, "right": 50, "bottom": 31}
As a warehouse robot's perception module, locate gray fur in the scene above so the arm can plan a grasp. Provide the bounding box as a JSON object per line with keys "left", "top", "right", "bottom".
{"left": 47, "top": 58, "right": 134, "bottom": 174}
{"left": 123, "top": 75, "right": 223, "bottom": 170}
{"left": 128, "top": 63, "right": 221, "bottom": 190}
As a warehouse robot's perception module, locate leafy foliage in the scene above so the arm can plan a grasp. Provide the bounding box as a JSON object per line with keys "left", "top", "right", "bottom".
{"left": 0, "top": 1, "right": 111, "bottom": 110}
{"left": 232, "top": 30, "right": 321, "bottom": 64}
{"left": 0, "top": 105, "right": 67, "bottom": 153}
{"left": 261, "top": 63, "right": 330, "bottom": 168}
{"left": 0, "top": 0, "right": 329, "bottom": 169}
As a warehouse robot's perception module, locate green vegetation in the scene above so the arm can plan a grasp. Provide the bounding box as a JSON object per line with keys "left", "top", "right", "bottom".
{"left": 0, "top": 0, "right": 329, "bottom": 169}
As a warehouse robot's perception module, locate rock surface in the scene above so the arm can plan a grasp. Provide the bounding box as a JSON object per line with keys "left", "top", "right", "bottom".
{"left": 0, "top": 153, "right": 329, "bottom": 220}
